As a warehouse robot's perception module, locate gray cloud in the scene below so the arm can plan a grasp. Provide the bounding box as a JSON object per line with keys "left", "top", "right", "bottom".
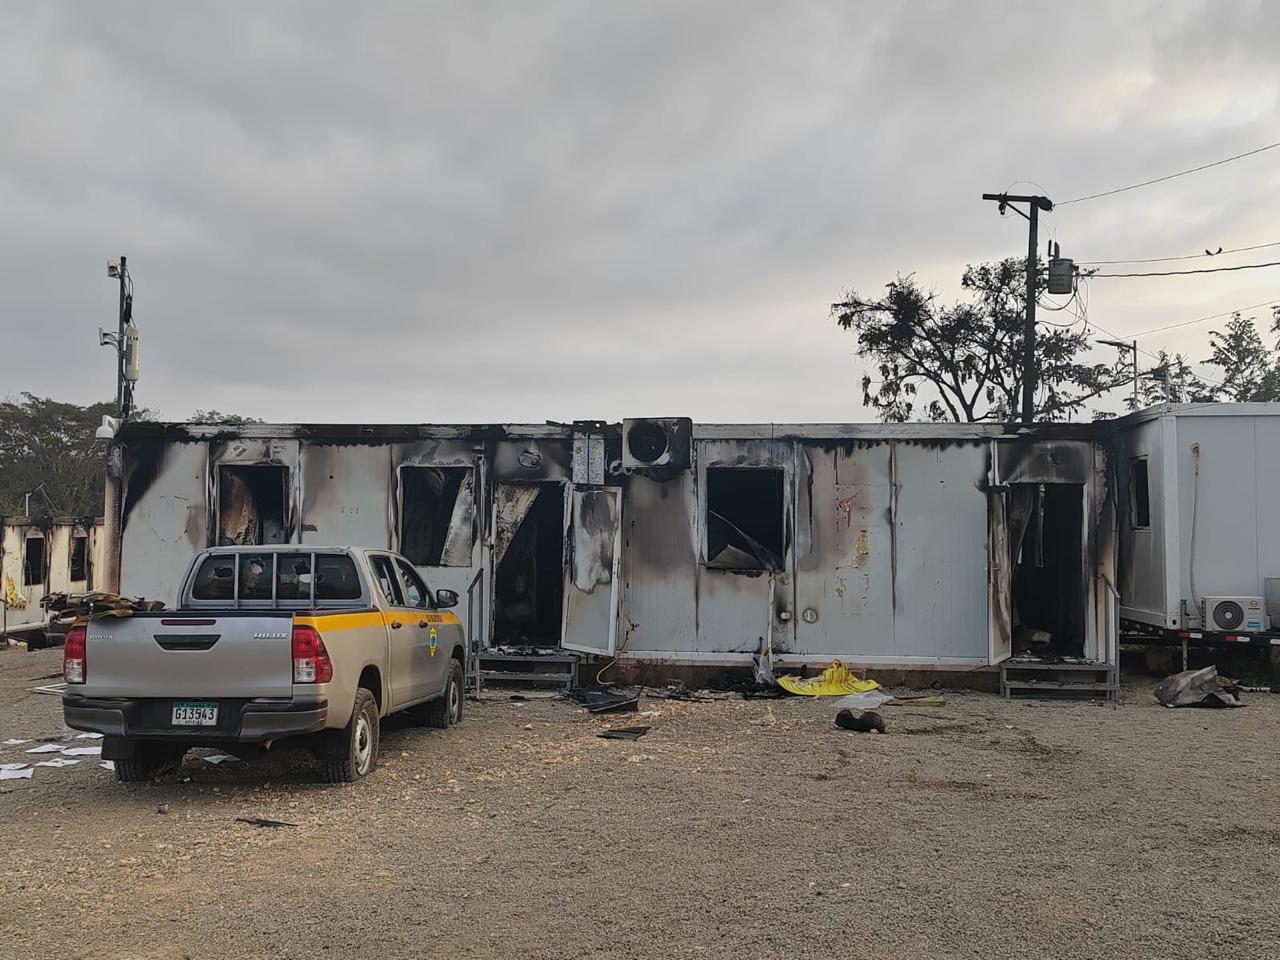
{"left": 2, "top": 0, "right": 1279, "bottom": 423}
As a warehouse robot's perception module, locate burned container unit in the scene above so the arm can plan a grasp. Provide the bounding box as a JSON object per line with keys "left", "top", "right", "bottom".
{"left": 2, "top": 516, "right": 105, "bottom": 645}
{"left": 104, "top": 419, "right": 1117, "bottom": 679}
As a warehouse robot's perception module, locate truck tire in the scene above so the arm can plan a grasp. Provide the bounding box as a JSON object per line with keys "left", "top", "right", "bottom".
{"left": 321, "top": 688, "right": 379, "bottom": 783}
{"left": 114, "top": 743, "right": 185, "bottom": 783}
{"left": 424, "top": 660, "right": 464, "bottom": 729}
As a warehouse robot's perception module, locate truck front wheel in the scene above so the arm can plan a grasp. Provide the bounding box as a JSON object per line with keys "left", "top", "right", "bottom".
{"left": 424, "top": 660, "right": 464, "bottom": 729}
{"left": 321, "top": 688, "right": 379, "bottom": 783}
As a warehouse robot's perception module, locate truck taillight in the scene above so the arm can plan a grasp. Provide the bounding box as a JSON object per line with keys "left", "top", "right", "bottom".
{"left": 64, "top": 624, "right": 87, "bottom": 684}
{"left": 291, "top": 625, "right": 333, "bottom": 684}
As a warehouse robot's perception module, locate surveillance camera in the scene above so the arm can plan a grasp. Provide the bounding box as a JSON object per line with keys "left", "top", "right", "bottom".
{"left": 95, "top": 415, "right": 121, "bottom": 441}
{"left": 107, "top": 259, "right": 121, "bottom": 278}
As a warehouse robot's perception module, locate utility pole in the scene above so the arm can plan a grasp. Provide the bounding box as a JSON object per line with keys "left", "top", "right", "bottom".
{"left": 111, "top": 256, "right": 132, "bottom": 418}
{"left": 981, "top": 193, "right": 1053, "bottom": 422}
{"left": 1098, "top": 338, "right": 1139, "bottom": 409}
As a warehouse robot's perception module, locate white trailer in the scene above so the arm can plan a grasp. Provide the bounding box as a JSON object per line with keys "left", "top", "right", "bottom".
{"left": 1115, "top": 403, "right": 1280, "bottom": 653}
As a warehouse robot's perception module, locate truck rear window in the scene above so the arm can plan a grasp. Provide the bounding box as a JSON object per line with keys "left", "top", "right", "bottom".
{"left": 190, "top": 553, "right": 362, "bottom": 602}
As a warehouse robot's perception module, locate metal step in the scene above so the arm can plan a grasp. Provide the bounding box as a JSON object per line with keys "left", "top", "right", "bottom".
{"left": 479, "top": 670, "right": 575, "bottom": 683}
{"left": 475, "top": 651, "right": 579, "bottom": 691}
{"left": 1001, "top": 659, "right": 1118, "bottom": 700}
{"left": 1003, "top": 661, "right": 1113, "bottom": 672}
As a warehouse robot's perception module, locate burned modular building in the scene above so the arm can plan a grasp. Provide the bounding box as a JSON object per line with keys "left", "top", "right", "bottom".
{"left": 2, "top": 516, "right": 105, "bottom": 644}
{"left": 103, "top": 419, "right": 1118, "bottom": 683}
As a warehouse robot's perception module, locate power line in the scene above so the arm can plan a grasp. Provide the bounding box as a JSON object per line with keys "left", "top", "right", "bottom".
{"left": 1080, "top": 239, "right": 1280, "bottom": 266}
{"left": 1130, "top": 298, "right": 1280, "bottom": 338}
{"left": 1091, "top": 259, "right": 1280, "bottom": 278}
{"left": 1057, "top": 139, "right": 1280, "bottom": 205}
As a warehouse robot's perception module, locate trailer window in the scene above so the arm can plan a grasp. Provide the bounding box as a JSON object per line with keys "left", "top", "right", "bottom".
{"left": 70, "top": 535, "right": 88, "bottom": 582}
{"left": 191, "top": 555, "right": 236, "bottom": 600}
{"left": 400, "top": 466, "right": 475, "bottom": 566}
{"left": 23, "top": 536, "right": 46, "bottom": 586}
{"left": 315, "top": 554, "right": 362, "bottom": 600}
{"left": 1130, "top": 458, "right": 1150, "bottom": 529}
{"left": 705, "top": 468, "right": 785, "bottom": 571}
{"left": 276, "top": 553, "right": 313, "bottom": 600}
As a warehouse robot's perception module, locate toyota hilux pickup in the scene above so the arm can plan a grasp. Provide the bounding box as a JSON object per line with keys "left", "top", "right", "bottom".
{"left": 62, "top": 546, "right": 466, "bottom": 782}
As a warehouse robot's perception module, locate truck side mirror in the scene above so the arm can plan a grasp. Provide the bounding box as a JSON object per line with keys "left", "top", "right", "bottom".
{"left": 435, "top": 589, "right": 459, "bottom": 609}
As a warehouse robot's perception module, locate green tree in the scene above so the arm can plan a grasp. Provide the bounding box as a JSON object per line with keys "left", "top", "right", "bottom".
{"left": 0, "top": 394, "right": 117, "bottom": 516}
{"left": 832, "top": 258, "right": 1120, "bottom": 422}
{"left": 1203, "top": 310, "right": 1280, "bottom": 402}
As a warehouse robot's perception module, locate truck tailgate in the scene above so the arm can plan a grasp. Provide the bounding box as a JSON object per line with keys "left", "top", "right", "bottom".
{"left": 82, "top": 613, "right": 296, "bottom": 699}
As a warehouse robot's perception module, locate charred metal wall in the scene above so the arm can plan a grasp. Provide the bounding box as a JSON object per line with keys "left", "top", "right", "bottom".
{"left": 111, "top": 421, "right": 1115, "bottom": 670}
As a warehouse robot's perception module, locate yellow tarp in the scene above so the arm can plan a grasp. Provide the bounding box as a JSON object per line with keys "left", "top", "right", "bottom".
{"left": 3, "top": 575, "right": 27, "bottom": 610}
{"left": 777, "top": 660, "right": 879, "bottom": 697}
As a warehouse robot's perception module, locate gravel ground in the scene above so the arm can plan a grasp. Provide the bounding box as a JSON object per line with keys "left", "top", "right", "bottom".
{"left": 0, "top": 646, "right": 1277, "bottom": 960}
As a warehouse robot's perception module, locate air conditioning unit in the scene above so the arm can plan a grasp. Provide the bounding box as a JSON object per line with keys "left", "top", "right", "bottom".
{"left": 1200, "top": 596, "right": 1270, "bottom": 633}
{"left": 622, "top": 418, "right": 691, "bottom": 472}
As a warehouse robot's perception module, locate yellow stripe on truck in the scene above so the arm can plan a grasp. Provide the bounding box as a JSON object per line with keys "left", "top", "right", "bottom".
{"left": 296, "top": 610, "right": 462, "bottom": 632}
{"left": 296, "top": 611, "right": 385, "bottom": 632}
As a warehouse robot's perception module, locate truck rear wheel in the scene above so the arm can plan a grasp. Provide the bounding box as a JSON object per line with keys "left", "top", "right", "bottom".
{"left": 114, "top": 743, "right": 185, "bottom": 783}
{"left": 424, "top": 660, "right": 464, "bottom": 729}
{"left": 321, "top": 687, "right": 379, "bottom": 783}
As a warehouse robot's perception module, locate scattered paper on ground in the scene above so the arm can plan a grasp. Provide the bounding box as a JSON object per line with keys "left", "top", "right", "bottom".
{"left": 35, "top": 758, "right": 80, "bottom": 768}
{"left": 75, "top": 732, "right": 104, "bottom": 740}
{"left": 0, "top": 768, "right": 33, "bottom": 780}
{"left": 25, "top": 744, "right": 64, "bottom": 754}
{"left": 202, "top": 754, "right": 237, "bottom": 765}
{"left": 62, "top": 746, "right": 102, "bottom": 756}
{"left": 99, "top": 760, "right": 115, "bottom": 771}
{"left": 0, "top": 762, "right": 30, "bottom": 771}
{"left": 2, "top": 738, "right": 31, "bottom": 746}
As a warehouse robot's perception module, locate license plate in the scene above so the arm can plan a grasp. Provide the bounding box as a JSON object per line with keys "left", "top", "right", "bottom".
{"left": 172, "top": 701, "right": 218, "bottom": 726}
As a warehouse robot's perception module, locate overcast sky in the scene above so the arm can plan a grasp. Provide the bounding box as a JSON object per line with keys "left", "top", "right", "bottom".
{"left": 2, "top": 1, "right": 1278, "bottom": 424}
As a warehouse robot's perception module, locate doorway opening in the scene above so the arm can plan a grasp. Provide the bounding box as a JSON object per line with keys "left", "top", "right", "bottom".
{"left": 492, "top": 483, "right": 565, "bottom": 650}
{"left": 1009, "top": 482, "right": 1086, "bottom": 657}
{"left": 217, "top": 465, "right": 288, "bottom": 546}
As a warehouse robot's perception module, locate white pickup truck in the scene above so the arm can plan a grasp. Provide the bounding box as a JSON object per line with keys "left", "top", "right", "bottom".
{"left": 62, "top": 546, "right": 467, "bottom": 782}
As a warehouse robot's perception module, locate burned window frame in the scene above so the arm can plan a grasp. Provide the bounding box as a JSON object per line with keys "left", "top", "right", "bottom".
{"left": 398, "top": 465, "right": 476, "bottom": 567}
{"left": 216, "top": 464, "right": 289, "bottom": 547}
{"left": 1129, "top": 457, "right": 1151, "bottom": 530}
{"left": 69, "top": 534, "right": 89, "bottom": 582}
{"left": 23, "top": 535, "right": 47, "bottom": 586}
{"left": 703, "top": 466, "right": 786, "bottom": 572}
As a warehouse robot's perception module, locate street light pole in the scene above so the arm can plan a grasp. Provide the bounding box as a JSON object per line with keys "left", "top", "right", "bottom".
{"left": 981, "top": 193, "right": 1054, "bottom": 423}
{"left": 1099, "top": 338, "right": 1139, "bottom": 410}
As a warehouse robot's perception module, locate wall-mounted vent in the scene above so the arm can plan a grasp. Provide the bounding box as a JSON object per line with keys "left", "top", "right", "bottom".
{"left": 622, "top": 418, "right": 691, "bottom": 472}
